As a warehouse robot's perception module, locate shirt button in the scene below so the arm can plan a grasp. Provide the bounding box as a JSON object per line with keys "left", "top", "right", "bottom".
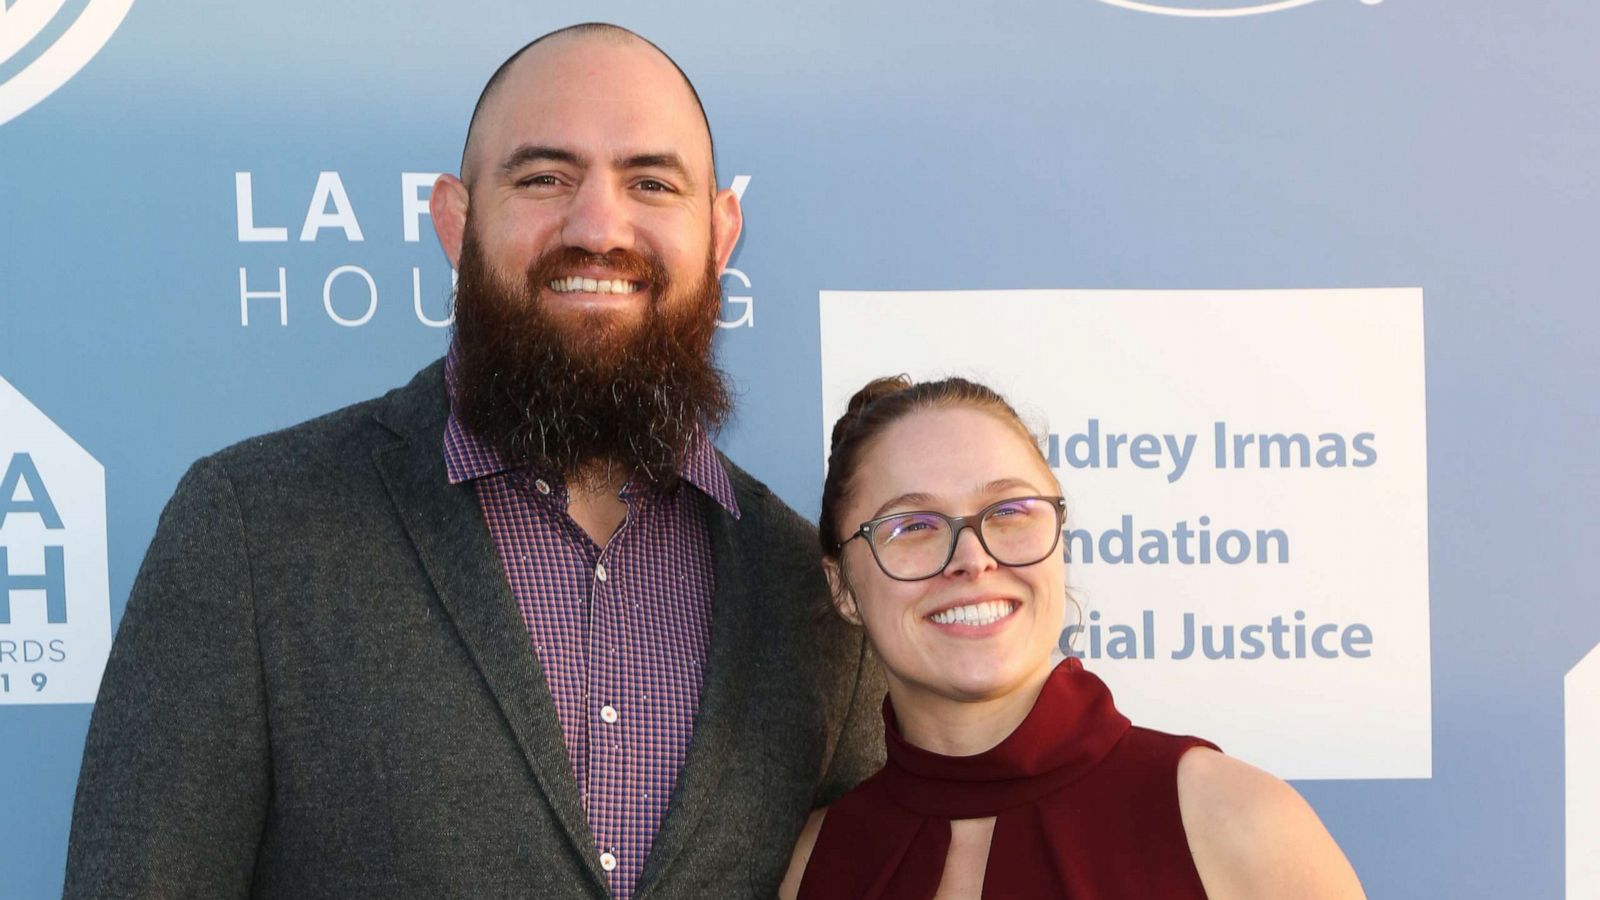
{"left": 595, "top": 562, "right": 608, "bottom": 582}
{"left": 534, "top": 478, "right": 551, "bottom": 495}
{"left": 600, "top": 851, "right": 618, "bottom": 872}
{"left": 600, "top": 704, "right": 620, "bottom": 724}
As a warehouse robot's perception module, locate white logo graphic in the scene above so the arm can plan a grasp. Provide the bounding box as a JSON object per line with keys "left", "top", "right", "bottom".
{"left": 1569, "top": 642, "right": 1600, "bottom": 898}
{"left": 0, "top": 0, "right": 136, "bottom": 127}
{"left": 0, "top": 376, "right": 111, "bottom": 704}
{"left": 719, "top": 268, "right": 755, "bottom": 329}
{"left": 1094, "top": 0, "right": 1380, "bottom": 17}
{"left": 820, "top": 289, "right": 1431, "bottom": 779}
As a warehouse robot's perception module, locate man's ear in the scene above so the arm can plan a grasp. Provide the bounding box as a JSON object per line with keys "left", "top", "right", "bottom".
{"left": 710, "top": 187, "right": 743, "bottom": 272}
{"left": 824, "top": 559, "right": 862, "bottom": 626}
{"left": 431, "top": 173, "right": 470, "bottom": 268}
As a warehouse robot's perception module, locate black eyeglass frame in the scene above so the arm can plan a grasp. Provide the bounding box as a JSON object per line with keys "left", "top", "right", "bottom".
{"left": 835, "top": 495, "right": 1068, "bottom": 582}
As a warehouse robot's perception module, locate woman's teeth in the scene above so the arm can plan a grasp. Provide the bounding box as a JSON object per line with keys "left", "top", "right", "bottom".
{"left": 929, "top": 600, "right": 1016, "bottom": 627}
{"left": 547, "top": 276, "right": 641, "bottom": 294}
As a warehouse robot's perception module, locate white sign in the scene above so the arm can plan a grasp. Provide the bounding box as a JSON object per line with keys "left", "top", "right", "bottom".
{"left": 1568, "top": 642, "right": 1600, "bottom": 899}
{"left": 0, "top": 376, "right": 111, "bottom": 704}
{"left": 820, "top": 288, "right": 1431, "bottom": 779}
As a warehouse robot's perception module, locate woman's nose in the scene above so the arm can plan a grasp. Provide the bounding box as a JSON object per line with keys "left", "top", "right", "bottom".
{"left": 943, "top": 525, "right": 998, "bottom": 578}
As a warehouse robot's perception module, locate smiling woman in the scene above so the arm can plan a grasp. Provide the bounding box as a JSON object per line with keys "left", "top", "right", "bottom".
{"left": 780, "top": 375, "right": 1366, "bottom": 900}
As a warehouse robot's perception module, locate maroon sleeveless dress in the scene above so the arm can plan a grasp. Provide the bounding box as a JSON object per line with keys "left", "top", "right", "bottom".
{"left": 797, "top": 658, "right": 1217, "bottom": 899}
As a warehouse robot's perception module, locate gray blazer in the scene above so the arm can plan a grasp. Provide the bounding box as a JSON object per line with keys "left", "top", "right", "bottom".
{"left": 63, "top": 362, "right": 884, "bottom": 899}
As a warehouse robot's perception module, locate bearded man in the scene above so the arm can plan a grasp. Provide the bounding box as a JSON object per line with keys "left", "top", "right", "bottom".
{"left": 64, "top": 24, "right": 883, "bottom": 900}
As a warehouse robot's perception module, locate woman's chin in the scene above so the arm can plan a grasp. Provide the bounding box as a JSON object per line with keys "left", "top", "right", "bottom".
{"left": 932, "top": 657, "right": 1044, "bottom": 705}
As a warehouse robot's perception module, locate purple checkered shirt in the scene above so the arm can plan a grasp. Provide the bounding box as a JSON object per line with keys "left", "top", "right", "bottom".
{"left": 442, "top": 359, "right": 739, "bottom": 899}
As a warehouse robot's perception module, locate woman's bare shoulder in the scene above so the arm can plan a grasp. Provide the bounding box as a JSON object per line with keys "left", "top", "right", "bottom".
{"left": 777, "top": 807, "right": 829, "bottom": 900}
{"left": 1176, "top": 748, "right": 1366, "bottom": 900}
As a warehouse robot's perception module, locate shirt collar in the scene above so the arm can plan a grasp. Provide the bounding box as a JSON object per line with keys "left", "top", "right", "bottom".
{"left": 441, "top": 345, "right": 740, "bottom": 518}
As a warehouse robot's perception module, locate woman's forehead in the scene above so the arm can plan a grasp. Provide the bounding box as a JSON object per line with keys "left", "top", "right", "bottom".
{"left": 853, "top": 407, "right": 1058, "bottom": 506}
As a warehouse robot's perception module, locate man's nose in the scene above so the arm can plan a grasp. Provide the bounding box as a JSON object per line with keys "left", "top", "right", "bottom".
{"left": 560, "top": 177, "right": 634, "bottom": 255}
{"left": 943, "top": 525, "right": 998, "bottom": 579}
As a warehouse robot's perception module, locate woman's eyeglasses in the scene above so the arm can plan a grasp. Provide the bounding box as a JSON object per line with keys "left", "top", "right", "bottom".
{"left": 837, "top": 495, "right": 1067, "bottom": 581}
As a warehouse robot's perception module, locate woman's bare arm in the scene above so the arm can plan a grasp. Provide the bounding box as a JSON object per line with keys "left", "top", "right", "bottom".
{"left": 1178, "top": 748, "right": 1366, "bottom": 899}
{"left": 777, "top": 808, "right": 829, "bottom": 900}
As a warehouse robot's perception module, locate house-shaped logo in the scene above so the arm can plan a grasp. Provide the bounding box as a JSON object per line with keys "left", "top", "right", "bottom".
{"left": 0, "top": 376, "right": 111, "bottom": 704}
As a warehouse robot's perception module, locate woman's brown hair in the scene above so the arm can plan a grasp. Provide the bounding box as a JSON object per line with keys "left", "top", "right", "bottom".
{"left": 819, "top": 374, "right": 1048, "bottom": 561}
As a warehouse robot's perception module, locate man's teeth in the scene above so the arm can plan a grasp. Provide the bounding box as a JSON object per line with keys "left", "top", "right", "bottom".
{"left": 930, "top": 600, "right": 1016, "bottom": 627}
{"left": 547, "top": 276, "right": 641, "bottom": 295}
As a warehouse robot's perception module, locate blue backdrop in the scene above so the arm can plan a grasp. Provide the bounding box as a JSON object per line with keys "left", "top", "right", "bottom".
{"left": 3, "top": 1, "right": 1598, "bottom": 896}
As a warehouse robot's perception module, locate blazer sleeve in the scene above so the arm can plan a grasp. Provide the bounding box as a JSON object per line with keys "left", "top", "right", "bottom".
{"left": 813, "top": 631, "right": 886, "bottom": 808}
{"left": 63, "top": 457, "right": 270, "bottom": 899}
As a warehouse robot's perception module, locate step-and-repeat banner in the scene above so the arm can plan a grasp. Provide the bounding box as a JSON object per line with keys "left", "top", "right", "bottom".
{"left": 3, "top": 1, "right": 1597, "bottom": 897}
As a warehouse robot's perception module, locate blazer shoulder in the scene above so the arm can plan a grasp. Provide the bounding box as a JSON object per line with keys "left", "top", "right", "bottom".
{"left": 717, "top": 451, "right": 820, "bottom": 540}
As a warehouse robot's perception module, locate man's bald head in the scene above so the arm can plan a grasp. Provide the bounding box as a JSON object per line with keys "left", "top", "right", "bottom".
{"left": 425, "top": 19, "right": 744, "bottom": 326}
{"left": 459, "top": 23, "right": 716, "bottom": 190}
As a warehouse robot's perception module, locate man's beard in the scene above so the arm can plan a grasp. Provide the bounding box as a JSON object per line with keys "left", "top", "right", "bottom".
{"left": 450, "top": 229, "right": 732, "bottom": 490}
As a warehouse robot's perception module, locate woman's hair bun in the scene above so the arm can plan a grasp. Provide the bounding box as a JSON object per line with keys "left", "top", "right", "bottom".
{"left": 829, "top": 374, "right": 913, "bottom": 455}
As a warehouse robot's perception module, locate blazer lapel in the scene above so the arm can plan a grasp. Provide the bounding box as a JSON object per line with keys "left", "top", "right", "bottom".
{"left": 370, "top": 363, "right": 609, "bottom": 895}
{"left": 635, "top": 483, "right": 759, "bottom": 897}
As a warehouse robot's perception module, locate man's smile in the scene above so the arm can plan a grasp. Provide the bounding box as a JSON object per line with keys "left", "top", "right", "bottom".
{"left": 546, "top": 276, "right": 644, "bottom": 295}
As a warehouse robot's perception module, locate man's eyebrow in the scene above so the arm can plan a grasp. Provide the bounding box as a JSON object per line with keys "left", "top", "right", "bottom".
{"left": 499, "top": 144, "right": 584, "bottom": 175}
{"left": 618, "top": 152, "right": 695, "bottom": 186}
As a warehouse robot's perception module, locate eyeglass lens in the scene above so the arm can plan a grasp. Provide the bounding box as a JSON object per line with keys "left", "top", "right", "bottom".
{"left": 871, "top": 497, "right": 1060, "bottom": 579}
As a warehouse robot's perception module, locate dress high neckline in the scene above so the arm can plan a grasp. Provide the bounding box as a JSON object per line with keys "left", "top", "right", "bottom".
{"left": 878, "top": 658, "right": 1132, "bottom": 819}
{"left": 798, "top": 657, "right": 1218, "bottom": 899}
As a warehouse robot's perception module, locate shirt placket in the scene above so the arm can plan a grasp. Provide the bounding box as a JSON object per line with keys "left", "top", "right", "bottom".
{"left": 589, "top": 491, "right": 637, "bottom": 895}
